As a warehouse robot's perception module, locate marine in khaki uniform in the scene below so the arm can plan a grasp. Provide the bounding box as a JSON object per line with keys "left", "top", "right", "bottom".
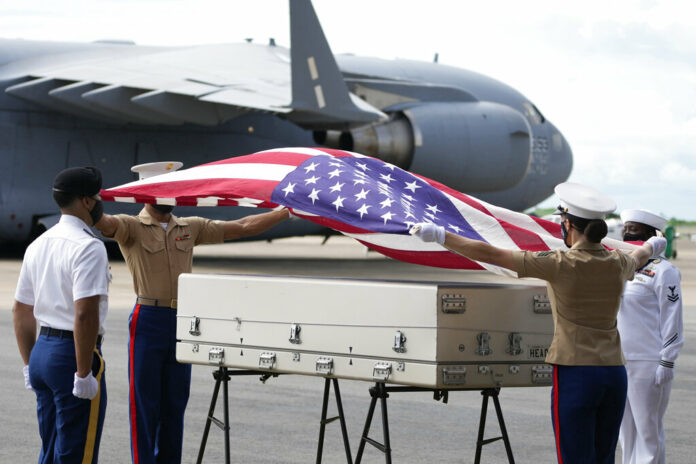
{"left": 411, "top": 182, "right": 666, "bottom": 464}
{"left": 94, "top": 162, "right": 289, "bottom": 464}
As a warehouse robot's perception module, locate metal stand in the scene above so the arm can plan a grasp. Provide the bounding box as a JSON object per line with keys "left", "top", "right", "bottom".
{"left": 316, "top": 378, "right": 353, "bottom": 464}
{"left": 355, "top": 384, "right": 514, "bottom": 464}
{"left": 196, "top": 367, "right": 352, "bottom": 464}
{"left": 475, "top": 388, "right": 515, "bottom": 464}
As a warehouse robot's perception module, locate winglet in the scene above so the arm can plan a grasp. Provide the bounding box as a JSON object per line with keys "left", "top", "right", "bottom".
{"left": 287, "top": 0, "right": 385, "bottom": 129}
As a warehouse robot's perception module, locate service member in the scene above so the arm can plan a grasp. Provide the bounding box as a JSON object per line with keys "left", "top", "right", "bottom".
{"left": 13, "top": 166, "right": 110, "bottom": 463}
{"left": 618, "top": 209, "right": 683, "bottom": 464}
{"left": 94, "top": 162, "right": 289, "bottom": 464}
{"left": 411, "top": 182, "right": 666, "bottom": 464}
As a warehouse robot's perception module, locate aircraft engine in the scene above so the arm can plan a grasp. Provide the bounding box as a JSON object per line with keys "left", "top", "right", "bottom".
{"left": 315, "top": 101, "right": 532, "bottom": 193}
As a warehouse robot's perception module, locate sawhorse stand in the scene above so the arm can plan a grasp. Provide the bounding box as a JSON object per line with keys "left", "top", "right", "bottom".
{"left": 196, "top": 367, "right": 352, "bottom": 464}
{"left": 355, "top": 385, "right": 514, "bottom": 464}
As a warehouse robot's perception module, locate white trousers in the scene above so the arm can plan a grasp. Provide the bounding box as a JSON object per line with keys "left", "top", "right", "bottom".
{"left": 619, "top": 360, "right": 672, "bottom": 464}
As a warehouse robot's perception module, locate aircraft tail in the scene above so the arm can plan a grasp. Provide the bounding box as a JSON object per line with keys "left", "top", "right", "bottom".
{"left": 287, "top": 0, "right": 385, "bottom": 129}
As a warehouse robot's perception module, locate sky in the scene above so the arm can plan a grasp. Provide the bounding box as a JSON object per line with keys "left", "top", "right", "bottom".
{"left": 2, "top": 0, "right": 695, "bottom": 219}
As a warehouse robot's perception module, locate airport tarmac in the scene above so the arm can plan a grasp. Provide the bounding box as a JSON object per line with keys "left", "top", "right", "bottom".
{"left": 1, "top": 235, "right": 694, "bottom": 463}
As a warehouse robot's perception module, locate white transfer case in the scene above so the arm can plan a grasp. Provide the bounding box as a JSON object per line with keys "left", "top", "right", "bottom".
{"left": 176, "top": 274, "right": 554, "bottom": 389}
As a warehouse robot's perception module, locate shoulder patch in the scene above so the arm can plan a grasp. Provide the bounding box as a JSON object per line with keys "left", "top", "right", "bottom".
{"left": 534, "top": 251, "right": 554, "bottom": 258}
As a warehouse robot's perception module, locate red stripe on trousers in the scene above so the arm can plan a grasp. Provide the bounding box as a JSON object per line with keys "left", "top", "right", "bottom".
{"left": 129, "top": 304, "right": 142, "bottom": 464}
{"left": 553, "top": 365, "right": 564, "bottom": 464}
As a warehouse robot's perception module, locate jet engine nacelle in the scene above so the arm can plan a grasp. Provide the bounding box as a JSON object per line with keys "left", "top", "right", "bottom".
{"left": 316, "top": 101, "right": 532, "bottom": 193}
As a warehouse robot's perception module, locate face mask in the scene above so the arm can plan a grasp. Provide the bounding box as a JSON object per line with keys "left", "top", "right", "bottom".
{"left": 89, "top": 199, "right": 103, "bottom": 225}
{"left": 152, "top": 204, "right": 174, "bottom": 214}
{"left": 623, "top": 232, "right": 647, "bottom": 242}
{"left": 561, "top": 221, "right": 571, "bottom": 248}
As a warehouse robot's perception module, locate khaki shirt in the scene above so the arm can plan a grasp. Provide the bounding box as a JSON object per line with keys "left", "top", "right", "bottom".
{"left": 513, "top": 241, "right": 636, "bottom": 366}
{"left": 112, "top": 208, "right": 225, "bottom": 301}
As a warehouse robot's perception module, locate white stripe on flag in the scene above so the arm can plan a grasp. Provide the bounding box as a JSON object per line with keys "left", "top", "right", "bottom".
{"left": 111, "top": 163, "right": 297, "bottom": 189}
{"left": 113, "top": 196, "right": 136, "bottom": 203}
{"left": 442, "top": 192, "right": 521, "bottom": 250}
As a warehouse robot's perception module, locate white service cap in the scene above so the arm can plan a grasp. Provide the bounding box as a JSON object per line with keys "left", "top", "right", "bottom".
{"left": 620, "top": 209, "right": 667, "bottom": 231}
{"left": 553, "top": 182, "right": 616, "bottom": 220}
{"left": 130, "top": 161, "right": 183, "bottom": 180}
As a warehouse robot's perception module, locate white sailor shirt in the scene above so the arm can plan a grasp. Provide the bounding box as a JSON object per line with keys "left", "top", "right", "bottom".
{"left": 617, "top": 257, "right": 683, "bottom": 365}
{"left": 15, "top": 214, "right": 110, "bottom": 333}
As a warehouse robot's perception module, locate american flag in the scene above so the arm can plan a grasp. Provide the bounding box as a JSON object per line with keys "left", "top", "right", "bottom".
{"left": 101, "top": 147, "right": 571, "bottom": 274}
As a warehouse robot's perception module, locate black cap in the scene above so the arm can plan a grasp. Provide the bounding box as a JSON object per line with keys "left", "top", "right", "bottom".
{"left": 53, "top": 167, "right": 102, "bottom": 197}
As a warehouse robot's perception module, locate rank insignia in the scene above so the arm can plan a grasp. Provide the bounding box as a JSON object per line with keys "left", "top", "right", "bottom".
{"left": 667, "top": 286, "right": 680, "bottom": 303}
{"left": 534, "top": 251, "right": 554, "bottom": 257}
{"left": 175, "top": 234, "right": 190, "bottom": 241}
{"left": 639, "top": 268, "right": 655, "bottom": 277}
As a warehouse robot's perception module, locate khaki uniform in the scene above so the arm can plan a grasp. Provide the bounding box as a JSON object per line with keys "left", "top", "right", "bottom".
{"left": 112, "top": 208, "right": 225, "bottom": 301}
{"left": 513, "top": 240, "right": 636, "bottom": 366}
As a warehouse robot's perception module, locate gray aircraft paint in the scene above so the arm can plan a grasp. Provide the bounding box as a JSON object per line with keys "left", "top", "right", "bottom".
{"left": 0, "top": 0, "right": 571, "bottom": 243}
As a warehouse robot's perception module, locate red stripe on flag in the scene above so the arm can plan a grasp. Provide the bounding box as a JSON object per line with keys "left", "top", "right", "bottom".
{"left": 103, "top": 179, "right": 281, "bottom": 205}
{"left": 360, "top": 241, "right": 485, "bottom": 270}
{"left": 202, "top": 151, "right": 312, "bottom": 167}
{"left": 531, "top": 215, "right": 562, "bottom": 239}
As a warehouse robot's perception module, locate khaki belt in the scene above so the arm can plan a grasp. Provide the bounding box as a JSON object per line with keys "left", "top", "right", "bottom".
{"left": 136, "top": 297, "right": 177, "bottom": 309}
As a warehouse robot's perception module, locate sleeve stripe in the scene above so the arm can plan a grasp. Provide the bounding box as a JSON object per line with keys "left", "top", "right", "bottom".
{"left": 663, "top": 333, "right": 679, "bottom": 348}
{"left": 660, "top": 360, "right": 675, "bottom": 368}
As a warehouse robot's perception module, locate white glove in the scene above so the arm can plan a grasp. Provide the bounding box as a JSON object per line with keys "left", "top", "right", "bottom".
{"left": 73, "top": 372, "right": 99, "bottom": 400}
{"left": 23, "top": 365, "right": 32, "bottom": 391}
{"left": 646, "top": 236, "right": 666, "bottom": 259}
{"left": 655, "top": 364, "right": 674, "bottom": 386}
{"left": 410, "top": 223, "right": 446, "bottom": 244}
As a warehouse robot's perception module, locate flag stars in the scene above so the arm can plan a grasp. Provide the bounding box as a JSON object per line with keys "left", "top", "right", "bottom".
{"left": 304, "top": 161, "right": 319, "bottom": 173}
{"left": 380, "top": 198, "right": 395, "bottom": 209}
{"left": 308, "top": 188, "right": 321, "bottom": 204}
{"left": 332, "top": 195, "right": 345, "bottom": 211}
{"left": 282, "top": 182, "right": 296, "bottom": 197}
{"left": 304, "top": 175, "right": 320, "bottom": 185}
{"left": 402, "top": 193, "right": 415, "bottom": 202}
{"left": 356, "top": 162, "right": 370, "bottom": 171}
{"left": 329, "top": 181, "right": 345, "bottom": 193}
{"left": 381, "top": 211, "right": 395, "bottom": 224}
{"left": 354, "top": 188, "right": 370, "bottom": 201}
{"left": 425, "top": 204, "right": 441, "bottom": 215}
{"left": 380, "top": 173, "right": 394, "bottom": 183}
{"left": 404, "top": 181, "right": 421, "bottom": 193}
{"left": 353, "top": 178, "right": 367, "bottom": 186}
{"left": 328, "top": 168, "right": 343, "bottom": 179}
{"left": 448, "top": 224, "right": 462, "bottom": 233}
{"left": 383, "top": 163, "right": 396, "bottom": 171}
{"left": 356, "top": 204, "right": 371, "bottom": 219}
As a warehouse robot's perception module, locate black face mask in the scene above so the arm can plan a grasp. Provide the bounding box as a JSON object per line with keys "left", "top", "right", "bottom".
{"left": 623, "top": 232, "right": 648, "bottom": 242}
{"left": 152, "top": 204, "right": 174, "bottom": 214}
{"left": 89, "top": 199, "right": 103, "bottom": 225}
{"left": 561, "top": 221, "right": 571, "bottom": 247}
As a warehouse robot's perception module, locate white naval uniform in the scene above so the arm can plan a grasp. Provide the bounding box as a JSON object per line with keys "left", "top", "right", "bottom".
{"left": 617, "top": 256, "right": 683, "bottom": 464}
{"left": 15, "top": 214, "right": 110, "bottom": 333}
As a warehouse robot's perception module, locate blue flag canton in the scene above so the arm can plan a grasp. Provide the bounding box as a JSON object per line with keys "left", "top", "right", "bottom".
{"left": 271, "top": 155, "right": 482, "bottom": 239}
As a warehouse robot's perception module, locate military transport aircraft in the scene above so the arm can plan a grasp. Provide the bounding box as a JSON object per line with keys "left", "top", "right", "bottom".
{"left": 0, "top": 0, "right": 572, "bottom": 244}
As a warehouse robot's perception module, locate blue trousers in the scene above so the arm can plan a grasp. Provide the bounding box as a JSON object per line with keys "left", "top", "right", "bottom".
{"left": 128, "top": 304, "right": 191, "bottom": 464}
{"left": 29, "top": 333, "right": 107, "bottom": 464}
{"left": 551, "top": 365, "right": 627, "bottom": 464}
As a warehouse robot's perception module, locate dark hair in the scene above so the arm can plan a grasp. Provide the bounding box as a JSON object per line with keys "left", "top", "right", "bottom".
{"left": 566, "top": 214, "right": 607, "bottom": 243}
{"left": 52, "top": 190, "right": 80, "bottom": 209}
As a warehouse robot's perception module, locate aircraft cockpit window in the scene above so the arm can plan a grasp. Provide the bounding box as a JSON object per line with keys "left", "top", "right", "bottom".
{"left": 523, "top": 102, "right": 546, "bottom": 124}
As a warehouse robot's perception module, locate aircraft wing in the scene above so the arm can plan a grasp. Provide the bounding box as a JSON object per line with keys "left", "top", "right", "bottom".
{"left": 2, "top": 0, "right": 386, "bottom": 129}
